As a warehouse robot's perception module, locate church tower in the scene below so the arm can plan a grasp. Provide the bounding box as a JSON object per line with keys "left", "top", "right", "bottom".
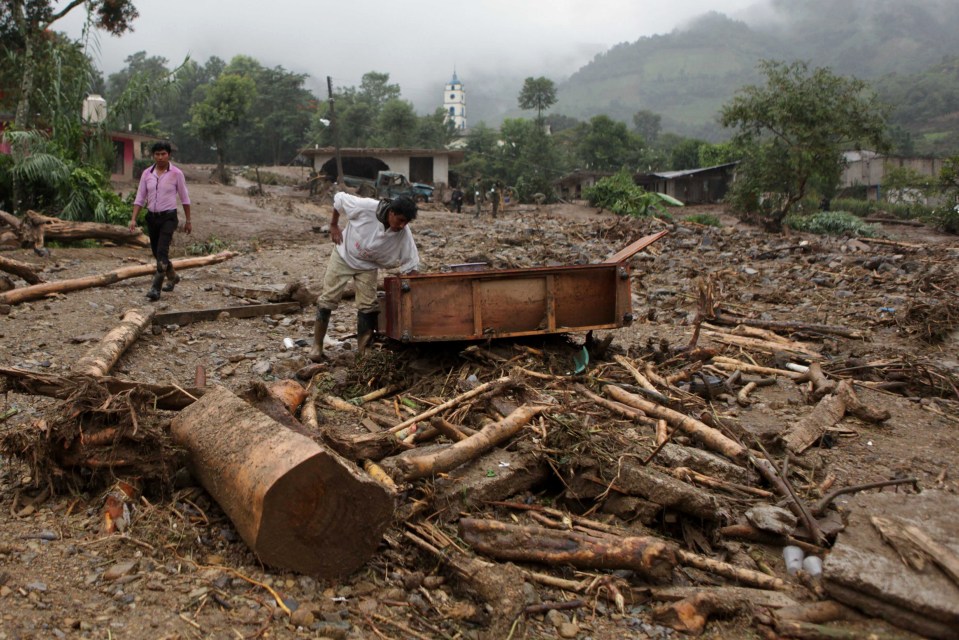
{"left": 443, "top": 70, "right": 467, "bottom": 131}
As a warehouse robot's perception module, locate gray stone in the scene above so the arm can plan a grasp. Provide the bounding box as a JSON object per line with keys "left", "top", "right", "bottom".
{"left": 746, "top": 504, "right": 798, "bottom": 535}
{"left": 824, "top": 490, "right": 959, "bottom": 639}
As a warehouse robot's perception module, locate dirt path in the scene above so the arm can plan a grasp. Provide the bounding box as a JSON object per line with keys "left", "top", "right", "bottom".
{"left": 0, "top": 167, "right": 956, "bottom": 639}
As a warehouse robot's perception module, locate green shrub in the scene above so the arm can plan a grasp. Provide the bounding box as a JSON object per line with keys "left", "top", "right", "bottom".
{"left": 685, "top": 213, "right": 721, "bottom": 227}
{"left": 584, "top": 169, "right": 681, "bottom": 217}
{"left": 784, "top": 211, "right": 878, "bottom": 237}
{"left": 133, "top": 158, "right": 153, "bottom": 180}
{"left": 930, "top": 203, "right": 959, "bottom": 234}
{"left": 830, "top": 198, "right": 878, "bottom": 217}
{"left": 185, "top": 236, "right": 230, "bottom": 255}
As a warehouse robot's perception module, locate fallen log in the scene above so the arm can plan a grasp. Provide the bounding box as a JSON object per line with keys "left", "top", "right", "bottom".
{"left": 393, "top": 404, "right": 544, "bottom": 480}
{"left": 73, "top": 308, "right": 155, "bottom": 377}
{"left": 713, "top": 314, "right": 865, "bottom": 340}
{"left": 0, "top": 254, "right": 44, "bottom": 285}
{"left": 711, "top": 356, "right": 805, "bottom": 380}
{"left": 0, "top": 251, "right": 239, "bottom": 305}
{"left": 458, "top": 517, "right": 678, "bottom": 581}
{"left": 604, "top": 384, "right": 747, "bottom": 461}
{"left": 0, "top": 366, "right": 203, "bottom": 410}
{"left": 24, "top": 209, "right": 150, "bottom": 248}
{"left": 153, "top": 302, "right": 301, "bottom": 327}
{"left": 781, "top": 380, "right": 890, "bottom": 454}
{"left": 170, "top": 385, "right": 393, "bottom": 578}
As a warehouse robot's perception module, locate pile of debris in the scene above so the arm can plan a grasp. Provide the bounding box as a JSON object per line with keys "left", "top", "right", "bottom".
{"left": 2, "top": 213, "right": 958, "bottom": 639}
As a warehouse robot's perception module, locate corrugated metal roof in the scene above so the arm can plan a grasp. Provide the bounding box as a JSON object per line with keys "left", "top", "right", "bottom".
{"left": 643, "top": 161, "right": 739, "bottom": 179}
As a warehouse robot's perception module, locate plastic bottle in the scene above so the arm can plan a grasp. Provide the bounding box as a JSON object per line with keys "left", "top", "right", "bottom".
{"left": 802, "top": 555, "right": 823, "bottom": 577}
{"left": 783, "top": 545, "right": 804, "bottom": 576}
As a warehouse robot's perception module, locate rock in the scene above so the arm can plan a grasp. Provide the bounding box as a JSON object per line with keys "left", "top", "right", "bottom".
{"left": 546, "top": 609, "right": 569, "bottom": 628}
{"left": 290, "top": 607, "right": 315, "bottom": 627}
{"left": 103, "top": 560, "right": 138, "bottom": 581}
{"left": 251, "top": 360, "right": 272, "bottom": 375}
{"left": 746, "top": 504, "right": 798, "bottom": 535}
{"left": 558, "top": 621, "right": 580, "bottom": 638}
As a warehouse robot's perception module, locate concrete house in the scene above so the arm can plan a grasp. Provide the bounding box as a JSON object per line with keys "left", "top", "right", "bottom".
{"left": 634, "top": 162, "right": 739, "bottom": 204}
{"left": 298, "top": 147, "right": 464, "bottom": 188}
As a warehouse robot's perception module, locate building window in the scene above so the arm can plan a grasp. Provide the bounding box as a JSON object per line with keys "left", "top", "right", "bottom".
{"left": 449, "top": 107, "right": 455, "bottom": 116}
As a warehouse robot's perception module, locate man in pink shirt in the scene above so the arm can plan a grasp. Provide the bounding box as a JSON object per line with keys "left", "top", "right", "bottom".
{"left": 129, "top": 141, "right": 192, "bottom": 301}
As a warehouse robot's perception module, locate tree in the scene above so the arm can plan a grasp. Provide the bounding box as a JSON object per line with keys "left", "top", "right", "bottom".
{"left": 574, "top": 115, "right": 643, "bottom": 171}
{"left": 373, "top": 99, "right": 417, "bottom": 148}
{"left": 2, "top": 0, "right": 138, "bottom": 129}
{"left": 721, "top": 60, "right": 889, "bottom": 228}
{"left": 358, "top": 71, "right": 401, "bottom": 109}
{"left": 632, "top": 110, "right": 662, "bottom": 144}
{"left": 518, "top": 76, "right": 557, "bottom": 122}
{"left": 188, "top": 73, "right": 256, "bottom": 183}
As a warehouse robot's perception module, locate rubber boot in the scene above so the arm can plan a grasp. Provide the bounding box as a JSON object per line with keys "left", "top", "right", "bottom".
{"left": 309, "top": 307, "right": 332, "bottom": 362}
{"left": 146, "top": 270, "right": 165, "bottom": 301}
{"left": 162, "top": 263, "right": 181, "bottom": 292}
{"left": 356, "top": 310, "right": 379, "bottom": 356}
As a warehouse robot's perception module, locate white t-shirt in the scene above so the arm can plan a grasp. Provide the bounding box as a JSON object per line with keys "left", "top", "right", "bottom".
{"left": 333, "top": 192, "right": 419, "bottom": 273}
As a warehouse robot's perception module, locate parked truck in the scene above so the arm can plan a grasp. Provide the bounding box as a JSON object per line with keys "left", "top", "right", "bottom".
{"left": 342, "top": 171, "right": 434, "bottom": 202}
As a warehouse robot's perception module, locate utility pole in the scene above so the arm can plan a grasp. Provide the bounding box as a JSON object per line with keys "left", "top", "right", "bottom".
{"left": 326, "top": 76, "right": 344, "bottom": 183}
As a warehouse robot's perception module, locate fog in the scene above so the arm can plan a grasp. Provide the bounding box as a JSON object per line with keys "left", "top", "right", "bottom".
{"left": 56, "top": 0, "right": 765, "bottom": 111}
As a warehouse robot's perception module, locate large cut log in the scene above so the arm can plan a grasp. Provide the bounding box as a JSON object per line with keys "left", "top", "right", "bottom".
{"left": 0, "top": 251, "right": 238, "bottom": 305}
{"left": 25, "top": 210, "right": 150, "bottom": 247}
{"left": 0, "top": 254, "right": 44, "bottom": 284}
{"left": 73, "top": 308, "right": 155, "bottom": 376}
{"left": 171, "top": 386, "right": 394, "bottom": 577}
{"left": 392, "top": 404, "right": 545, "bottom": 480}
{"left": 604, "top": 384, "right": 747, "bottom": 461}
{"left": 0, "top": 367, "right": 203, "bottom": 410}
{"left": 458, "top": 517, "right": 678, "bottom": 581}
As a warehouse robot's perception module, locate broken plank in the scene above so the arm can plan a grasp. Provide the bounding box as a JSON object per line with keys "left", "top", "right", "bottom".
{"left": 152, "top": 301, "right": 301, "bottom": 326}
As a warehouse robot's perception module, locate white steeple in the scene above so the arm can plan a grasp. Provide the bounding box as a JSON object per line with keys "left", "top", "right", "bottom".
{"left": 443, "top": 70, "right": 467, "bottom": 131}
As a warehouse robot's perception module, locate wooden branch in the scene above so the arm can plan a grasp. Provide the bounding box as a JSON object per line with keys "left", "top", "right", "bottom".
{"left": 669, "top": 466, "right": 773, "bottom": 498}
{"left": 458, "top": 517, "right": 678, "bottom": 581}
{"left": 604, "top": 384, "right": 747, "bottom": 461}
{"left": 0, "top": 251, "right": 239, "bottom": 305}
{"left": 750, "top": 455, "right": 824, "bottom": 545}
{"left": 711, "top": 356, "right": 805, "bottom": 380}
{"left": 718, "top": 523, "right": 824, "bottom": 555}
{"left": 395, "top": 404, "right": 544, "bottom": 480}
{"left": 73, "top": 307, "right": 155, "bottom": 376}
{"left": 613, "top": 354, "right": 660, "bottom": 394}
{"left": 813, "top": 477, "right": 918, "bottom": 516}
{"left": 796, "top": 362, "right": 837, "bottom": 400}
{"left": 702, "top": 326, "right": 823, "bottom": 360}
{"left": 675, "top": 549, "right": 786, "bottom": 590}
{"left": 573, "top": 383, "right": 658, "bottom": 426}
{"left": 388, "top": 376, "right": 513, "bottom": 435}
{"left": 713, "top": 314, "right": 865, "bottom": 340}
{"left": 0, "top": 254, "right": 43, "bottom": 284}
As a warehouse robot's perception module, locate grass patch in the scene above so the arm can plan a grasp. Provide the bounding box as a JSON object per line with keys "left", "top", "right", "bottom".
{"left": 784, "top": 211, "right": 878, "bottom": 237}
{"left": 185, "top": 236, "right": 231, "bottom": 256}
{"left": 685, "top": 213, "right": 721, "bottom": 227}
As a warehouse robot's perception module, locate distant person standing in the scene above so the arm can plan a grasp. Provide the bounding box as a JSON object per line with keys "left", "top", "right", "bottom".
{"left": 129, "top": 141, "right": 191, "bottom": 301}
{"left": 489, "top": 185, "right": 500, "bottom": 217}
{"left": 474, "top": 186, "right": 483, "bottom": 217}
{"left": 451, "top": 187, "right": 464, "bottom": 213}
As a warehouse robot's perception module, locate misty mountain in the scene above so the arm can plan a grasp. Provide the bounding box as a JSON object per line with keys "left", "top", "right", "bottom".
{"left": 501, "top": 0, "right": 959, "bottom": 149}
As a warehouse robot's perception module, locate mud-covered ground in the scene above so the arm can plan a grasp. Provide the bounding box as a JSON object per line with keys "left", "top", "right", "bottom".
{"left": 0, "top": 165, "right": 957, "bottom": 639}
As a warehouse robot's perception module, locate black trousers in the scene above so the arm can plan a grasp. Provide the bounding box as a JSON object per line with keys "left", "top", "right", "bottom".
{"left": 146, "top": 209, "right": 178, "bottom": 271}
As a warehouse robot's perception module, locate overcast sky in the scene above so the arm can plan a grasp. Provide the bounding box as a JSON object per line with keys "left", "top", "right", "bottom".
{"left": 56, "top": 0, "right": 765, "bottom": 108}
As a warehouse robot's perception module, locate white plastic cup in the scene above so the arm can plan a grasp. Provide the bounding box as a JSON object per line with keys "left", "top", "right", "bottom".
{"left": 802, "top": 555, "right": 823, "bottom": 577}
{"left": 783, "top": 545, "right": 804, "bottom": 576}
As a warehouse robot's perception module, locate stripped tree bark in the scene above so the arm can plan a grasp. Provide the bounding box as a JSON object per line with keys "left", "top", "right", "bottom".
{"left": 73, "top": 308, "right": 155, "bottom": 377}
{"left": 24, "top": 210, "right": 150, "bottom": 248}
{"left": 393, "top": 404, "right": 544, "bottom": 480}
{"left": 781, "top": 380, "right": 890, "bottom": 454}
{"left": 0, "top": 251, "right": 239, "bottom": 305}
{"left": 458, "top": 517, "right": 679, "bottom": 581}
{"left": 604, "top": 384, "right": 747, "bottom": 461}
{"left": 0, "top": 254, "right": 44, "bottom": 284}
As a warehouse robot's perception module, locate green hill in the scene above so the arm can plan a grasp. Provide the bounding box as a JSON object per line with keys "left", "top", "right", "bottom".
{"left": 553, "top": 0, "right": 959, "bottom": 150}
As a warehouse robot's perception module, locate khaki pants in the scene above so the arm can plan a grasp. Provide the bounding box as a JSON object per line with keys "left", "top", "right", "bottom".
{"left": 317, "top": 249, "right": 378, "bottom": 313}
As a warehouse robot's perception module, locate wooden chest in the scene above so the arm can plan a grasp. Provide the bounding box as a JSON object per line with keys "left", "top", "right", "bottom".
{"left": 378, "top": 231, "right": 666, "bottom": 343}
